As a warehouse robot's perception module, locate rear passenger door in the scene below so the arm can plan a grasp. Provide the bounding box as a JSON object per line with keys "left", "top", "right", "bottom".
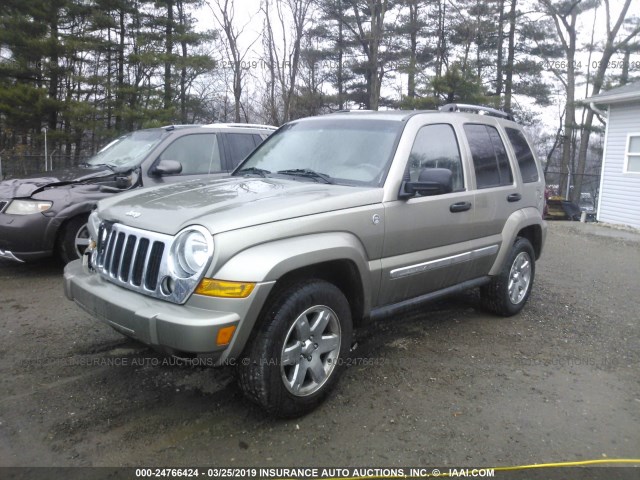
{"left": 463, "top": 123, "right": 522, "bottom": 239}
{"left": 503, "top": 127, "right": 544, "bottom": 212}
{"left": 222, "top": 133, "right": 265, "bottom": 171}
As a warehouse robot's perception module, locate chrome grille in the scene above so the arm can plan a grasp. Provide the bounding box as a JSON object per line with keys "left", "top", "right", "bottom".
{"left": 94, "top": 222, "right": 171, "bottom": 298}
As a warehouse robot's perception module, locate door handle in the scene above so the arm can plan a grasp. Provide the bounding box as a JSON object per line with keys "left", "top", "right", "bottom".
{"left": 450, "top": 201, "right": 472, "bottom": 213}
{"left": 507, "top": 193, "right": 522, "bottom": 202}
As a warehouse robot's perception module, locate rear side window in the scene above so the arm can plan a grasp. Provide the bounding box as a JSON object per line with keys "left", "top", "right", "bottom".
{"left": 227, "top": 133, "right": 259, "bottom": 167}
{"left": 464, "top": 124, "right": 513, "bottom": 189}
{"left": 506, "top": 128, "right": 539, "bottom": 183}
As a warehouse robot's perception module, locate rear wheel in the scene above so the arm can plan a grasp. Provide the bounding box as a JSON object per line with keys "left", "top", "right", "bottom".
{"left": 57, "top": 214, "right": 90, "bottom": 264}
{"left": 238, "top": 279, "right": 352, "bottom": 418}
{"left": 481, "top": 237, "right": 535, "bottom": 316}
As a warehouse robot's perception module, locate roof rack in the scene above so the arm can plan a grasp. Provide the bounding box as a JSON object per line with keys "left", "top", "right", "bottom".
{"left": 439, "top": 103, "right": 514, "bottom": 121}
{"left": 203, "top": 123, "right": 276, "bottom": 130}
{"left": 161, "top": 124, "right": 198, "bottom": 130}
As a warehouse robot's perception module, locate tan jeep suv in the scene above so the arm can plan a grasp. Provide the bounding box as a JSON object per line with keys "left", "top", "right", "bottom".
{"left": 64, "top": 104, "right": 547, "bottom": 417}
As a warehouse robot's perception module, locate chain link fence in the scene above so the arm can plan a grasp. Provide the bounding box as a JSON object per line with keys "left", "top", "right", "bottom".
{"left": 0, "top": 154, "right": 87, "bottom": 180}
{"left": 544, "top": 171, "right": 601, "bottom": 199}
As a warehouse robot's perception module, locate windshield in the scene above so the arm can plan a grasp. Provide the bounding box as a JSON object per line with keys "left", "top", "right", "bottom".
{"left": 234, "top": 118, "right": 402, "bottom": 186}
{"left": 87, "top": 130, "right": 166, "bottom": 169}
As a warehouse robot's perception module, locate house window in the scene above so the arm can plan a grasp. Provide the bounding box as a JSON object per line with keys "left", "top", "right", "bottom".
{"left": 625, "top": 134, "right": 640, "bottom": 173}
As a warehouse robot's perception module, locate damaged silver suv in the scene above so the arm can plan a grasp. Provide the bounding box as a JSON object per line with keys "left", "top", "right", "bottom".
{"left": 64, "top": 105, "right": 547, "bottom": 417}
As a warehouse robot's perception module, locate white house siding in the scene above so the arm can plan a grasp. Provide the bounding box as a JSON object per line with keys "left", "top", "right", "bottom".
{"left": 597, "top": 100, "right": 640, "bottom": 229}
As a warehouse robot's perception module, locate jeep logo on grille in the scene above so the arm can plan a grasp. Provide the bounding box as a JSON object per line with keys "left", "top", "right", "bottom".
{"left": 125, "top": 210, "right": 141, "bottom": 218}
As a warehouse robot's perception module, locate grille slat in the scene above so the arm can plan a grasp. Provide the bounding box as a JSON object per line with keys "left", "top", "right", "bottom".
{"left": 131, "top": 238, "right": 150, "bottom": 287}
{"left": 110, "top": 232, "right": 126, "bottom": 277}
{"left": 145, "top": 242, "right": 165, "bottom": 290}
{"left": 120, "top": 235, "right": 137, "bottom": 282}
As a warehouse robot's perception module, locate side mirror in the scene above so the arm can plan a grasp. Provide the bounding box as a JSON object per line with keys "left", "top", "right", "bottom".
{"left": 399, "top": 168, "right": 453, "bottom": 199}
{"left": 152, "top": 159, "right": 182, "bottom": 176}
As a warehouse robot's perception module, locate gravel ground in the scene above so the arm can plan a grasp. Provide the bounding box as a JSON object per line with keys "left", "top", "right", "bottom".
{"left": 0, "top": 221, "right": 639, "bottom": 470}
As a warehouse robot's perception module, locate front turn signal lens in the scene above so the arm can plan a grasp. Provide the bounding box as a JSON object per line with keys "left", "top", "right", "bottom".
{"left": 195, "top": 279, "right": 256, "bottom": 298}
{"left": 216, "top": 325, "right": 237, "bottom": 346}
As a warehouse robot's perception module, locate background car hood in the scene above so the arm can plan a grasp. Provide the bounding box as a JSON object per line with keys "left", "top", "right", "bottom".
{"left": 98, "top": 177, "right": 383, "bottom": 235}
{"left": 0, "top": 166, "right": 113, "bottom": 198}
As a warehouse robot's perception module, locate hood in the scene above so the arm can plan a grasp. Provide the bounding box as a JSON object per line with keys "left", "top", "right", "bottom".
{"left": 0, "top": 165, "right": 114, "bottom": 198}
{"left": 98, "top": 177, "right": 383, "bottom": 235}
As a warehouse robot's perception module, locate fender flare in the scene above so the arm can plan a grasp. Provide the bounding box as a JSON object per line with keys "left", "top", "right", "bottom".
{"left": 212, "top": 231, "right": 373, "bottom": 310}
{"left": 489, "top": 208, "right": 546, "bottom": 276}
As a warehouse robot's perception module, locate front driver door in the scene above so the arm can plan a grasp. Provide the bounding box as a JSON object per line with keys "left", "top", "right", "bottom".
{"left": 378, "top": 123, "right": 494, "bottom": 306}
{"left": 149, "top": 132, "right": 225, "bottom": 185}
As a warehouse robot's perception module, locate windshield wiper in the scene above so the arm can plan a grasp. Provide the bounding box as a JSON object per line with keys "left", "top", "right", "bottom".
{"left": 237, "top": 166, "right": 271, "bottom": 177}
{"left": 276, "top": 168, "right": 334, "bottom": 184}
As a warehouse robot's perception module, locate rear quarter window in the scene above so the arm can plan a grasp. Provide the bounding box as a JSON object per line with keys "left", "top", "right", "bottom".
{"left": 505, "top": 128, "right": 539, "bottom": 183}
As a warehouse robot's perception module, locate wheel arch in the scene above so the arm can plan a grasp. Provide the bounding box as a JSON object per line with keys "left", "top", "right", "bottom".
{"left": 272, "top": 259, "right": 366, "bottom": 327}
{"left": 516, "top": 224, "right": 543, "bottom": 260}
{"left": 489, "top": 208, "right": 547, "bottom": 276}
{"left": 42, "top": 202, "right": 95, "bottom": 251}
{"left": 51, "top": 205, "right": 94, "bottom": 249}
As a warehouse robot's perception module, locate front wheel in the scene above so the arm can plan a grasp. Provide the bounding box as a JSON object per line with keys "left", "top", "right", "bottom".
{"left": 238, "top": 279, "right": 352, "bottom": 418}
{"left": 481, "top": 237, "right": 535, "bottom": 317}
{"left": 57, "top": 214, "right": 90, "bottom": 264}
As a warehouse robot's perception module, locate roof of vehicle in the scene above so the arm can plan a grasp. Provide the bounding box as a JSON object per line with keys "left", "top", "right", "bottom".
{"left": 159, "top": 123, "right": 277, "bottom": 132}
{"left": 297, "top": 104, "right": 518, "bottom": 126}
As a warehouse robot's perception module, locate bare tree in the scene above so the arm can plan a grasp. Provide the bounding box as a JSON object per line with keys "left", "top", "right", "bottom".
{"left": 539, "top": 0, "right": 585, "bottom": 197}
{"left": 342, "top": 0, "right": 393, "bottom": 110}
{"left": 262, "top": 0, "right": 314, "bottom": 124}
{"left": 207, "top": 0, "right": 260, "bottom": 122}
{"left": 573, "top": 0, "right": 640, "bottom": 202}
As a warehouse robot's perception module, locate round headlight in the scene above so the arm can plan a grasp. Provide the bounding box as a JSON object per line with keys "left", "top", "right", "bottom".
{"left": 180, "top": 231, "right": 208, "bottom": 272}
{"left": 170, "top": 227, "right": 213, "bottom": 278}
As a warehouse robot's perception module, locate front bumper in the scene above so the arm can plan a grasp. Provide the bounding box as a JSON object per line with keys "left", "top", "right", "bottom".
{"left": 63, "top": 260, "right": 274, "bottom": 361}
{"left": 0, "top": 212, "right": 54, "bottom": 261}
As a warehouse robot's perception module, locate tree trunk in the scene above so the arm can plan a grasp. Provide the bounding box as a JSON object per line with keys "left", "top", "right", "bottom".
{"left": 177, "top": 0, "right": 188, "bottom": 123}
{"left": 164, "top": 0, "right": 174, "bottom": 112}
{"left": 503, "top": 0, "right": 516, "bottom": 112}
{"left": 496, "top": 0, "right": 505, "bottom": 98}
{"left": 115, "top": 8, "right": 125, "bottom": 132}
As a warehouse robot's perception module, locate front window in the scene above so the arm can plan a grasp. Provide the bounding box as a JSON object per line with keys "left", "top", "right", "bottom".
{"left": 407, "top": 123, "right": 465, "bottom": 191}
{"left": 234, "top": 118, "right": 403, "bottom": 186}
{"left": 87, "top": 130, "right": 166, "bottom": 169}
{"left": 158, "top": 133, "right": 221, "bottom": 175}
{"left": 625, "top": 134, "right": 640, "bottom": 173}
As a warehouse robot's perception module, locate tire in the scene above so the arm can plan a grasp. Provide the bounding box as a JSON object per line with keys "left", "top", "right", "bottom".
{"left": 57, "top": 214, "right": 90, "bottom": 264}
{"left": 238, "top": 279, "right": 353, "bottom": 418}
{"left": 481, "top": 237, "right": 535, "bottom": 317}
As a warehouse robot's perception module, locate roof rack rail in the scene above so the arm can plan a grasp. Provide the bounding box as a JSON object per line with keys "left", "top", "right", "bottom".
{"left": 161, "top": 124, "right": 199, "bottom": 130}
{"left": 203, "top": 123, "right": 276, "bottom": 130}
{"left": 333, "top": 109, "right": 375, "bottom": 113}
{"left": 439, "top": 103, "right": 514, "bottom": 121}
